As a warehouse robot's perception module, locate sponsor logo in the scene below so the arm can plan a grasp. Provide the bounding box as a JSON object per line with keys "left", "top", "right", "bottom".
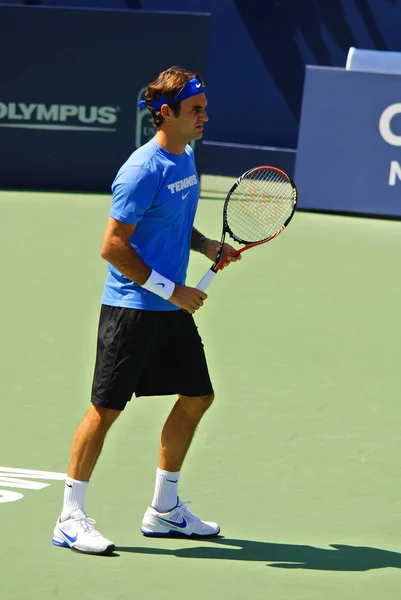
{"left": 388, "top": 160, "right": 401, "bottom": 185}
{"left": 0, "top": 466, "right": 65, "bottom": 504}
{"left": 157, "top": 516, "right": 187, "bottom": 529}
{"left": 379, "top": 103, "right": 401, "bottom": 146}
{"left": 0, "top": 102, "right": 118, "bottom": 132}
{"left": 379, "top": 103, "right": 401, "bottom": 186}
{"left": 60, "top": 530, "right": 78, "bottom": 544}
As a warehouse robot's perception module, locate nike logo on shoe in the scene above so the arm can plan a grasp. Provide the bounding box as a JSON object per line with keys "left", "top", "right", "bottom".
{"left": 157, "top": 517, "right": 187, "bottom": 529}
{"left": 60, "top": 529, "right": 78, "bottom": 543}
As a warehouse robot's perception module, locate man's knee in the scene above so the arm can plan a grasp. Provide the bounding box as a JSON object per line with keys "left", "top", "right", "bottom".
{"left": 178, "top": 392, "right": 215, "bottom": 419}
{"left": 88, "top": 403, "right": 121, "bottom": 430}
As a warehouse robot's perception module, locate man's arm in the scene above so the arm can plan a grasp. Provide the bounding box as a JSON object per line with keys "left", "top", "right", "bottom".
{"left": 101, "top": 217, "right": 207, "bottom": 313}
{"left": 191, "top": 227, "right": 208, "bottom": 254}
{"left": 191, "top": 226, "right": 241, "bottom": 268}
{"left": 101, "top": 216, "right": 150, "bottom": 284}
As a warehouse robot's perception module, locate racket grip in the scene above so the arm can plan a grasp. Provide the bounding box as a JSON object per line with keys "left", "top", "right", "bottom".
{"left": 196, "top": 269, "right": 216, "bottom": 292}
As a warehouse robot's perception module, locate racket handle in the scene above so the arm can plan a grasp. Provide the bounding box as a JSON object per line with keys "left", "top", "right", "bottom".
{"left": 196, "top": 269, "right": 216, "bottom": 292}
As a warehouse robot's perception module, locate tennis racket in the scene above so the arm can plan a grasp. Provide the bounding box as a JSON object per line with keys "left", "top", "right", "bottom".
{"left": 196, "top": 165, "right": 297, "bottom": 292}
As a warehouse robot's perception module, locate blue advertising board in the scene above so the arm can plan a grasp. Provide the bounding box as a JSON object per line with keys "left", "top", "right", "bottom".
{"left": 197, "top": 141, "right": 296, "bottom": 180}
{"left": 295, "top": 66, "right": 401, "bottom": 217}
{"left": 0, "top": 6, "right": 210, "bottom": 191}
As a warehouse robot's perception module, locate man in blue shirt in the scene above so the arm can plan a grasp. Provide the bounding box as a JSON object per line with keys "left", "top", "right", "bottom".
{"left": 52, "top": 66, "right": 239, "bottom": 555}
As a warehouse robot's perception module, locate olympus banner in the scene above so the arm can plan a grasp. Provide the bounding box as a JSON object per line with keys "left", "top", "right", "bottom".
{"left": 0, "top": 6, "right": 209, "bottom": 192}
{"left": 295, "top": 66, "right": 401, "bottom": 217}
{"left": 0, "top": 103, "right": 118, "bottom": 131}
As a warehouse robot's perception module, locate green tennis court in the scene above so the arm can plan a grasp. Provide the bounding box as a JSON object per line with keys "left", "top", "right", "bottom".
{"left": 1, "top": 182, "right": 401, "bottom": 599}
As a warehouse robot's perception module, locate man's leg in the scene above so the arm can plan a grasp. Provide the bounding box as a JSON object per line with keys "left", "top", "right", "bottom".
{"left": 52, "top": 405, "right": 120, "bottom": 555}
{"left": 151, "top": 393, "right": 214, "bottom": 512}
{"left": 159, "top": 393, "right": 214, "bottom": 472}
{"left": 59, "top": 404, "right": 120, "bottom": 520}
{"left": 67, "top": 404, "right": 121, "bottom": 481}
{"left": 142, "top": 393, "right": 220, "bottom": 538}
{"left": 53, "top": 305, "right": 146, "bottom": 554}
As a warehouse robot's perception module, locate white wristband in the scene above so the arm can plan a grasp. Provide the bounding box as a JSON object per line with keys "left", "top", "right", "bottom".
{"left": 141, "top": 269, "right": 175, "bottom": 300}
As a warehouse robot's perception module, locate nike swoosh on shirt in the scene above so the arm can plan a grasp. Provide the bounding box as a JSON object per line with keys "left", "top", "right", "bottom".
{"left": 182, "top": 191, "right": 190, "bottom": 200}
{"left": 157, "top": 516, "right": 188, "bottom": 529}
{"left": 195, "top": 83, "right": 201, "bottom": 88}
{"left": 60, "top": 530, "right": 78, "bottom": 543}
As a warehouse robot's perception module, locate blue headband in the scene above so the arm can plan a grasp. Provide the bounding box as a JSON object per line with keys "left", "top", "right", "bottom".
{"left": 137, "top": 77, "right": 205, "bottom": 110}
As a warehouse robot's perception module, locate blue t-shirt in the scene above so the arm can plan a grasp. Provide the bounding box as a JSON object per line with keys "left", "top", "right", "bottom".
{"left": 101, "top": 137, "right": 199, "bottom": 311}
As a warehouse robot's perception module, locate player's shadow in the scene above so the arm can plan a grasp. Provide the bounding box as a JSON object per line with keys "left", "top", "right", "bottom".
{"left": 116, "top": 538, "right": 401, "bottom": 571}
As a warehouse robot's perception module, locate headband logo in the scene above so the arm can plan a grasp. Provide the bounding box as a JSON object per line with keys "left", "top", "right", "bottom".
{"left": 138, "top": 78, "right": 205, "bottom": 110}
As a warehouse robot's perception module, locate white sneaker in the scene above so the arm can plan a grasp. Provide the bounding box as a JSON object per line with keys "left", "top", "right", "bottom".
{"left": 52, "top": 509, "right": 115, "bottom": 555}
{"left": 141, "top": 499, "right": 220, "bottom": 538}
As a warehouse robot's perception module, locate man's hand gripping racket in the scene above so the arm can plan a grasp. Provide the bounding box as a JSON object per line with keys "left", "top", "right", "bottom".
{"left": 196, "top": 165, "right": 298, "bottom": 292}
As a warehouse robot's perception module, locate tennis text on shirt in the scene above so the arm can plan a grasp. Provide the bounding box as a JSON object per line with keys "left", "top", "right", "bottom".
{"left": 167, "top": 175, "right": 197, "bottom": 194}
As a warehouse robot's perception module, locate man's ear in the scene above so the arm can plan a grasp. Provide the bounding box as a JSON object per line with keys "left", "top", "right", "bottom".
{"left": 160, "top": 104, "right": 171, "bottom": 121}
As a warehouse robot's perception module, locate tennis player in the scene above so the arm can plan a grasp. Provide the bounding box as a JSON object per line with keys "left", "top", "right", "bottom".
{"left": 52, "top": 66, "right": 240, "bottom": 555}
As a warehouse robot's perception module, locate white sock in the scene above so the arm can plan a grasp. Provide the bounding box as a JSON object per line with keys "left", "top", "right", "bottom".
{"left": 151, "top": 468, "right": 180, "bottom": 512}
{"left": 60, "top": 477, "right": 89, "bottom": 521}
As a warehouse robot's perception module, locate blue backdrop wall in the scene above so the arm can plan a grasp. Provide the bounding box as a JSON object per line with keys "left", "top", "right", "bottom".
{"left": 3, "top": 0, "right": 401, "bottom": 150}
{"left": 0, "top": 6, "right": 210, "bottom": 191}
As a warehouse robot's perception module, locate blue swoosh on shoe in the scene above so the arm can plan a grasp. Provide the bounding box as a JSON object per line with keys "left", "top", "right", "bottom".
{"left": 60, "top": 529, "right": 78, "bottom": 543}
{"left": 157, "top": 517, "right": 187, "bottom": 529}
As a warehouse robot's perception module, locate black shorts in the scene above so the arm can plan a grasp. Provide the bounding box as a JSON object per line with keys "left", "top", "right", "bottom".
{"left": 91, "top": 305, "right": 214, "bottom": 410}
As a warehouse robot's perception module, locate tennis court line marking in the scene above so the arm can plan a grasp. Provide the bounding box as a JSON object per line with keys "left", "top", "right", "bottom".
{"left": 0, "top": 466, "right": 65, "bottom": 504}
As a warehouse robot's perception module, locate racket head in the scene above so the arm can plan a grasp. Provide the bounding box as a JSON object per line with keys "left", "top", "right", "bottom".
{"left": 223, "top": 165, "right": 297, "bottom": 245}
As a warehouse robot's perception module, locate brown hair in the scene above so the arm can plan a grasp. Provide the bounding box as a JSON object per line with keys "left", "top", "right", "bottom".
{"left": 144, "top": 66, "right": 205, "bottom": 129}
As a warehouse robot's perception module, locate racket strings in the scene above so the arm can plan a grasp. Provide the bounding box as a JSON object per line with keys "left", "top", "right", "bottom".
{"left": 226, "top": 169, "right": 295, "bottom": 243}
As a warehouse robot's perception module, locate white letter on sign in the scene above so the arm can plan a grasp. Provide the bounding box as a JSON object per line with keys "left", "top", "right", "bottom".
{"left": 389, "top": 161, "right": 401, "bottom": 186}
{"left": 379, "top": 104, "right": 401, "bottom": 146}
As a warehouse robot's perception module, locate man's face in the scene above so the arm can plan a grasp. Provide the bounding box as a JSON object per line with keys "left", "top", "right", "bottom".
{"left": 172, "top": 93, "right": 208, "bottom": 141}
